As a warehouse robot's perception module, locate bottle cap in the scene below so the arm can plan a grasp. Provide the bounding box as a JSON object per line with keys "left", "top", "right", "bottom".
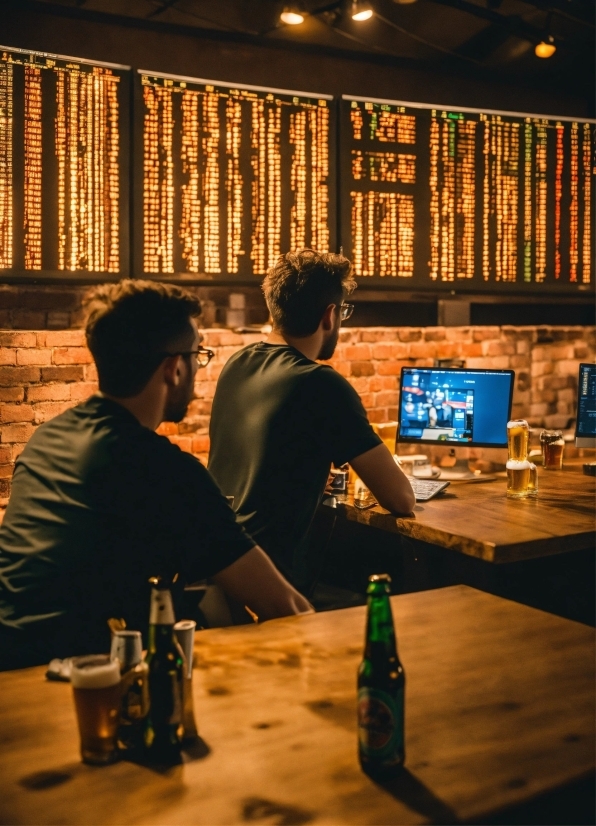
{"left": 367, "top": 573, "right": 391, "bottom": 594}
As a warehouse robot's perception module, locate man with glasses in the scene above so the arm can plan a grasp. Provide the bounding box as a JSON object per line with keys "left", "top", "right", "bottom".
{"left": 208, "top": 250, "right": 414, "bottom": 596}
{"left": 0, "top": 280, "right": 311, "bottom": 670}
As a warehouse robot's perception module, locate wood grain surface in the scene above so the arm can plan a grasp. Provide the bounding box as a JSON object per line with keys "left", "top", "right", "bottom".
{"left": 343, "top": 468, "right": 596, "bottom": 563}
{"left": 0, "top": 586, "right": 594, "bottom": 825}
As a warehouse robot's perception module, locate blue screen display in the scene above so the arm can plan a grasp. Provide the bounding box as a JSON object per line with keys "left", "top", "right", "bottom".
{"left": 576, "top": 364, "right": 596, "bottom": 437}
{"left": 398, "top": 368, "right": 513, "bottom": 447}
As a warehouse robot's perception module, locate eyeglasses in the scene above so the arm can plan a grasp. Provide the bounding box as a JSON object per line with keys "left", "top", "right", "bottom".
{"left": 163, "top": 347, "right": 214, "bottom": 368}
{"left": 339, "top": 302, "right": 354, "bottom": 321}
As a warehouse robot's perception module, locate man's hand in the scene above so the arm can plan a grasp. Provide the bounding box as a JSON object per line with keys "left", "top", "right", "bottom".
{"left": 213, "top": 547, "right": 313, "bottom": 622}
{"left": 350, "top": 443, "right": 416, "bottom": 515}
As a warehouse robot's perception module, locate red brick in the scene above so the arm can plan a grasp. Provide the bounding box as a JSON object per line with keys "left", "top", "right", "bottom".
{"left": 359, "top": 393, "right": 374, "bottom": 409}
{"left": 344, "top": 344, "right": 372, "bottom": 361}
{"left": 16, "top": 348, "right": 52, "bottom": 366}
{"left": 0, "top": 332, "right": 37, "bottom": 347}
{"left": 0, "top": 404, "right": 34, "bottom": 423}
{"left": 409, "top": 342, "right": 435, "bottom": 358}
{"left": 398, "top": 328, "right": 422, "bottom": 342}
{"left": 0, "top": 463, "right": 13, "bottom": 478}
{"left": 12, "top": 311, "right": 46, "bottom": 329}
{"left": 0, "top": 446, "right": 11, "bottom": 464}
{"left": 0, "top": 387, "right": 24, "bottom": 402}
{"left": 351, "top": 361, "right": 375, "bottom": 377}
{"left": 11, "top": 443, "right": 27, "bottom": 461}
{"left": 460, "top": 343, "right": 483, "bottom": 357}
{"left": 473, "top": 327, "right": 500, "bottom": 342}
{"left": 445, "top": 327, "right": 472, "bottom": 342}
{"left": 483, "top": 341, "right": 515, "bottom": 357}
{"left": 26, "top": 384, "right": 71, "bottom": 402}
{"left": 0, "top": 366, "right": 41, "bottom": 386}
{"left": 0, "top": 479, "right": 11, "bottom": 497}
{"left": 41, "top": 366, "right": 84, "bottom": 382}
{"left": 0, "top": 348, "right": 16, "bottom": 366}
{"left": 0, "top": 422, "right": 35, "bottom": 442}
{"left": 52, "top": 347, "right": 92, "bottom": 365}
{"left": 368, "top": 409, "right": 388, "bottom": 423}
{"left": 32, "top": 401, "right": 70, "bottom": 423}
{"left": 436, "top": 343, "right": 462, "bottom": 358}
{"left": 17, "top": 290, "right": 79, "bottom": 311}
{"left": 37, "top": 330, "right": 86, "bottom": 347}
{"left": 68, "top": 383, "right": 97, "bottom": 402}
{"left": 424, "top": 327, "right": 446, "bottom": 341}
{"left": 330, "top": 360, "right": 350, "bottom": 377}
{"left": 377, "top": 361, "right": 406, "bottom": 376}
{"left": 375, "top": 391, "right": 398, "bottom": 407}
{"left": 348, "top": 377, "right": 370, "bottom": 394}
{"left": 192, "top": 434, "right": 211, "bottom": 454}
{"left": 157, "top": 422, "right": 178, "bottom": 436}
{"left": 84, "top": 364, "right": 98, "bottom": 382}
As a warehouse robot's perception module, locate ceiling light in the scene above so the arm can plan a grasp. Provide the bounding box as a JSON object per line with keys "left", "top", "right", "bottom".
{"left": 351, "top": 1, "right": 374, "bottom": 21}
{"left": 535, "top": 37, "right": 556, "bottom": 58}
{"left": 393, "top": 0, "right": 418, "bottom": 5}
{"left": 280, "top": 5, "right": 305, "bottom": 25}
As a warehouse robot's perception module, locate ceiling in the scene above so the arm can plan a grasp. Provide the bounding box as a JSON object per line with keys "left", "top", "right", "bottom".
{"left": 17, "top": 0, "right": 596, "bottom": 108}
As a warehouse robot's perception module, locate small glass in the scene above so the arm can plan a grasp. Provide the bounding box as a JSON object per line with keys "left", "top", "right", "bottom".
{"left": 540, "top": 430, "right": 564, "bottom": 470}
{"left": 71, "top": 655, "right": 121, "bottom": 765}
{"left": 506, "top": 459, "right": 531, "bottom": 499}
{"left": 527, "top": 463, "right": 538, "bottom": 497}
{"left": 507, "top": 419, "right": 529, "bottom": 462}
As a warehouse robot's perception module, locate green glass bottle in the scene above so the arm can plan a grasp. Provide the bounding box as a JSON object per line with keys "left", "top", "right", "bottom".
{"left": 144, "top": 577, "right": 185, "bottom": 762}
{"left": 357, "top": 573, "right": 405, "bottom": 778}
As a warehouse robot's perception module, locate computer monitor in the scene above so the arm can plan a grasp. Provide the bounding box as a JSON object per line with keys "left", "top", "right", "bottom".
{"left": 397, "top": 367, "right": 514, "bottom": 448}
{"left": 575, "top": 363, "right": 596, "bottom": 448}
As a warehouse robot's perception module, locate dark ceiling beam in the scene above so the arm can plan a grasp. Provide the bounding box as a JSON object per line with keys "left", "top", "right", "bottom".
{"left": 424, "top": 0, "right": 564, "bottom": 44}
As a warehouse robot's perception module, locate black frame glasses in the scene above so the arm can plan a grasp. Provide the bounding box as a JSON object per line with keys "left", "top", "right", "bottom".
{"left": 340, "top": 302, "right": 354, "bottom": 321}
{"left": 163, "top": 347, "right": 214, "bottom": 368}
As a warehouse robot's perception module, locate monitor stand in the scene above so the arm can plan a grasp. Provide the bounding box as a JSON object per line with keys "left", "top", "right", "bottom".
{"left": 438, "top": 449, "right": 478, "bottom": 481}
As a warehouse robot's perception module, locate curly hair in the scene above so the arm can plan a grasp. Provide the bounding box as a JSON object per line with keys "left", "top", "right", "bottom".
{"left": 84, "top": 280, "right": 202, "bottom": 397}
{"left": 262, "top": 249, "right": 356, "bottom": 337}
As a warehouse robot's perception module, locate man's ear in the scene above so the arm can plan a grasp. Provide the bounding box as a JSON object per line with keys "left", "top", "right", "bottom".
{"left": 162, "top": 355, "right": 181, "bottom": 387}
{"left": 321, "top": 304, "right": 336, "bottom": 332}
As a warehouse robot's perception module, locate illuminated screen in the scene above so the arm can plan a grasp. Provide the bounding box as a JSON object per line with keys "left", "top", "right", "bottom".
{"left": 0, "top": 45, "right": 129, "bottom": 277}
{"left": 398, "top": 367, "right": 514, "bottom": 447}
{"left": 136, "top": 71, "right": 335, "bottom": 278}
{"left": 575, "top": 363, "right": 596, "bottom": 440}
{"left": 341, "top": 96, "right": 595, "bottom": 292}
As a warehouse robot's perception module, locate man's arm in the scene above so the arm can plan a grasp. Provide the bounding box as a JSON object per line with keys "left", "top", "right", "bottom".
{"left": 350, "top": 443, "right": 416, "bottom": 515}
{"left": 212, "top": 546, "right": 313, "bottom": 621}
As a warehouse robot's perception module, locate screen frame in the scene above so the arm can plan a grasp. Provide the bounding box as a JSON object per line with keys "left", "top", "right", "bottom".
{"left": 574, "top": 362, "right": 596, "bottom": 447}
{"left": 396, "top": 365, "right": 515, "bottom": 449}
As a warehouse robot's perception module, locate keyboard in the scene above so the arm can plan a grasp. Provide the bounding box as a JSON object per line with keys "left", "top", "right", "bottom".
{"left": 409, "top": 477, "right": 450, "bottom": 502}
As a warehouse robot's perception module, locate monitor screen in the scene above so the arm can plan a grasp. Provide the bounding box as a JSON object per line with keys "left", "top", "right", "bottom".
{"left": 575, "top": 363, "right": 596, "bottom": 447}
{"left": 397, "top": 367, "right": 514, "bottom": 448}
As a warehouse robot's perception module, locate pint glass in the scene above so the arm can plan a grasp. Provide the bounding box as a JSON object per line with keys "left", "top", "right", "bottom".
{"left": 507, "top": 420, "right": 529, "bottom": 461}
{"left": 540, "top": 430, "right": 564, "bottom": 470}
{"left": 506, "top": 459, "right": 531, "bottom": 498}
{"left": 527, "top": 463, "right": 538, "bottom": 497}
{"left": 71, "top": 655, "right": 121, "bottom": 764}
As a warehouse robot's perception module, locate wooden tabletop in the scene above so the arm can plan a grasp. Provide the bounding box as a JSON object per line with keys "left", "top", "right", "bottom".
{"left": 0, "top": 585, "right": 594, "bottom": 825}
{"left": 343, "top": 468, "right": 596, "bottom": 563}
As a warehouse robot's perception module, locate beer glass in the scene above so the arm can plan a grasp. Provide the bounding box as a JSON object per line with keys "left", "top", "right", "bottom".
{"left": 507, "top": 419, "right": 529, "bottom": 461}
{"left": 527, "top": 463, "right": 538, "bottom": 497}
{"left": 540, "top": 430, "right": 564, "bottom": 470}
{"left": 71, "top": 655, "right": 121, "bottom": 765}
{"left": 506, "top": 459, "right": 531, "bottom": 498}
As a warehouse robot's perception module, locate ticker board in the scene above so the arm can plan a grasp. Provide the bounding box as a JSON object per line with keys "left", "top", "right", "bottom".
{"left": 341, "top": 95, "right": 595, "bottom": 292}
{"left": 135, "top": 71, "right": 335, "bottom": 278}
{"left": 0, "top": 45, "right": 129, "bottom": 278}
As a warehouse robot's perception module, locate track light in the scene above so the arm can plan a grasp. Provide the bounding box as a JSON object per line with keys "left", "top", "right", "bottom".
{"left": 535, "top": 36, "right": 556, "bottom": 58}
{"left": 351, "top": 1, "right": 373, "bottom": 21}
{"left": 280, "top": 5, "right": 305, "bottom": 25}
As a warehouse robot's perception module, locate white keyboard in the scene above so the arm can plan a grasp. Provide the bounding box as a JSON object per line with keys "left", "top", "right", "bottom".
{"left": 409, "top": 478, "right": 450, "bottom": 502}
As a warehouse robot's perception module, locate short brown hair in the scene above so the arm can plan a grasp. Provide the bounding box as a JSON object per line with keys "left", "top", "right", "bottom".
{"left": 84, "top": 280, "right": 202, "bottom": 397}
{"left": 262, "top": 249, "right": 356, "bottom": 337}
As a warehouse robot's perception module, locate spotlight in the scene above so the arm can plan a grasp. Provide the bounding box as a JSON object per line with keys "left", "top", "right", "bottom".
{"left": 280, "top": 5, "right": 305, "bottom": 25}
{"left": 535, "top": 36, "right": 556, "bottom": 58}
{"left": 351, "top": 1, "right": 373, "bottom": 21}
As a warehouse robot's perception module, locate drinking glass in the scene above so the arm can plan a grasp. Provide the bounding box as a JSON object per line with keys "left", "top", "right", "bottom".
{"left": 540, "top": 430, "right": 564, "bottom": 470}
{"left": 71, "top": 655, "right": 121, "bottom": 765}
{"left": 506, "top": 459, "right": 531, "bottom": 498}
{"left": 507, "top": 420, "right": 529, "bottom": 462}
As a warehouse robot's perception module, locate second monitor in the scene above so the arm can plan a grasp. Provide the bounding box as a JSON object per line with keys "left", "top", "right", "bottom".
{"left": 397, "top": 367, "right": 514, "bottom": 449}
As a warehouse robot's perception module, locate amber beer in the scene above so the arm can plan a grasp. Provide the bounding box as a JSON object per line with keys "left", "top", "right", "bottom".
{"left": 507, "top": 419, "right": 529, "bottom": 461}
{"left": 540, "top": 430, "right": 564, "bottom": 470}
{"left": 71, "top": 655, "right": 121, "bottom": 764}
{"left": 506, "top": 459, "right": 531, "bottom": 498}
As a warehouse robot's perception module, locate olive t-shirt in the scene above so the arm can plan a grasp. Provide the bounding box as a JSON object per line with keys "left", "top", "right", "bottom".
{"left": 207, "top": 343, "right": 381, "bottom": 589}
{"left": 0, "top": 396, "right": 255, "bottom": 668}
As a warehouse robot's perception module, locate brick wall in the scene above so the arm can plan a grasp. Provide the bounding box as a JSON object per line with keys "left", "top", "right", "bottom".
{"left": 0, "top": 325, "right": 593, "bottom": 504}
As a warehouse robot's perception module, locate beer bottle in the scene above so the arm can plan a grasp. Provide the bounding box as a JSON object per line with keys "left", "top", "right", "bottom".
{"left": 144, "top": 577, "right": 185, "bottom": 761}
{"left": 357, "top": 573, "right": 405, "bottom": 778}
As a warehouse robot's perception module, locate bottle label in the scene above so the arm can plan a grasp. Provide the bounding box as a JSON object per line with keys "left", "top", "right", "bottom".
{"left": 149, "top": 589, "right": 176, "bottom": 625}
{"left": 358, "top": 687, "right": 404, "bottom": 759}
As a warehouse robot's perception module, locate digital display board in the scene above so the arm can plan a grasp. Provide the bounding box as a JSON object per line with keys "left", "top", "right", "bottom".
{"left": 0, "top": 45, "right": 129, "bottom": 278}
{"left": 341, "top": 95, "right": 595, "bottom": 291}
{"left": 135, "top": 71, "right": 335, "bottom": 278}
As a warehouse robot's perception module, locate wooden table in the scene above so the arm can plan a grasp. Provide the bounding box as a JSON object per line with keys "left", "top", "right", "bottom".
{"left": 344, "top": 468, "right": 596, "bottom": 563}
{"left": 0, "top": 586, "right": 594, "bottom": 825}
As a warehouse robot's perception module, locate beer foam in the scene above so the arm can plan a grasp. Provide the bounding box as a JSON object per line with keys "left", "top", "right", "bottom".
{"left": 506, "top": 459, "right": 531, "bottom": 470}
{"left": 71, "top": 655, "right": 121, "bottom": 689}
{"left": 552, "top": 439, "right": 565, "bottom": 446}
{"left": 507, "top": 419, "right": 528, "bottom": 429}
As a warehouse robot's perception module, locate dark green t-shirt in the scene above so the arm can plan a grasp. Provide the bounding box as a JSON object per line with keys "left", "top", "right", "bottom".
{"left": 0, "top": 396, "right": 255, "bottom": 668}
{"left": 207, "top": 343, "right": 381, "bottom": 588}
